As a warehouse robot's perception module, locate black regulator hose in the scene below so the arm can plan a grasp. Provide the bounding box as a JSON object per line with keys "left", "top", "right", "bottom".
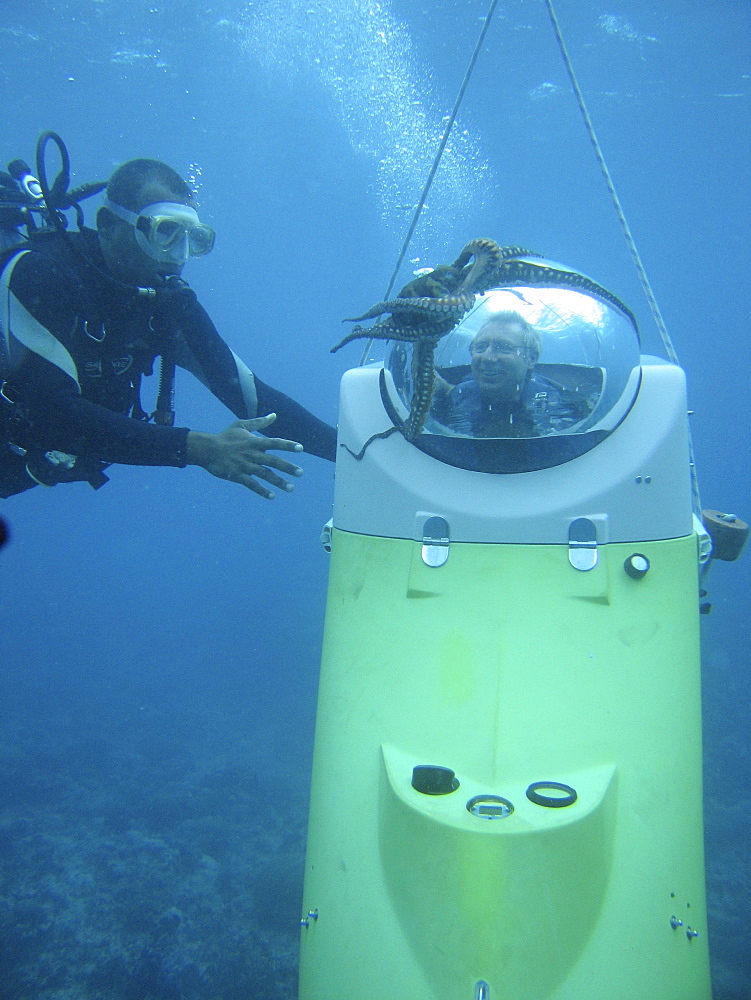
{"left": 35, "top": 130, "right": 71, "bottom": 231}
{"left": 34, "top": 131, "right": 107, "bottom": 226}
{"left": 33, "top": 130, "right": 156, "bottom": 298}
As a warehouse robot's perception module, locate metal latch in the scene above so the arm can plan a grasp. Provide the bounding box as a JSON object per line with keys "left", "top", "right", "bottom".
{"left": 421, "top": 515, "right": 450, "bottom": 567}
{"left": 568, "top": 517, "right": 598, "bottom": 571}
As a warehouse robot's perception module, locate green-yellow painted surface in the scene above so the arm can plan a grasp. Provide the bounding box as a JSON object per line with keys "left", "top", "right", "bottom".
{"left": 299, "top": 530, "right": 712, "bottom": 999}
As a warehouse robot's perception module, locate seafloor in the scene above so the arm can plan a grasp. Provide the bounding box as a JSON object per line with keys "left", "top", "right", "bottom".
{"left": 0, "top": 710, "right": 303, "bottom": 1000}
{"left": 0, "top": 649, "right": 748, "bottom": 999}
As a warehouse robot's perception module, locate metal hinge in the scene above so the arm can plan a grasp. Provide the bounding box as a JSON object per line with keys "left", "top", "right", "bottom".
{"left": 568, "top": 517, "right": 598, "bottom": 571}
{"left": 421, "top": 515, "right": 450, "bottom": 567}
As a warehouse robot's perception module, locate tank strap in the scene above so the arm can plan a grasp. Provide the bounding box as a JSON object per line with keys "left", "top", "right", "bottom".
{"left": 1, "top": 249, "right": 80, "bottom": 388}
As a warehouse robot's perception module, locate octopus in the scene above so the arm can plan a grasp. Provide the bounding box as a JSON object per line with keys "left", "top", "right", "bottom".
{"left": 333, "top": 292, "right": 473, "bottom": 442}
{"left": 333, "top": 237, "right": 637, "bottom": 455}
{"left": 332, "top": 239, "right": 517, "bottom": 445}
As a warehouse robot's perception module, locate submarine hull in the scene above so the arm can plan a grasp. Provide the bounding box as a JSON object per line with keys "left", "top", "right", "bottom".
{"left": 299, "top": 363, "right": 712, "bottom": 999}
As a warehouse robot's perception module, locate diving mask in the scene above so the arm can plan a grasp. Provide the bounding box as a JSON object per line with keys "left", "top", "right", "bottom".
{"left": 103, "top": 198, "right": 216, "bottom": 264}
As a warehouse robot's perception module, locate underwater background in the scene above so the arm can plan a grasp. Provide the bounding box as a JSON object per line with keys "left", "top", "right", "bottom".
{"left": 1, "top": 1, "right": 749, "bottom": 997}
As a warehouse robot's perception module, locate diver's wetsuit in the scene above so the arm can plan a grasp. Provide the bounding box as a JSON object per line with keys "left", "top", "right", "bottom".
{"left": 0, "top": 229, "right": 336, "bottom": 497}
{"left": 442, "top": 372, "right": 587, "bottom": 438}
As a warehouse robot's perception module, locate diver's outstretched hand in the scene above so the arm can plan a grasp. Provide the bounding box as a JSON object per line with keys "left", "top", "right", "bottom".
{"left": 186, "top": 413, "right": 304, "bottom": 499}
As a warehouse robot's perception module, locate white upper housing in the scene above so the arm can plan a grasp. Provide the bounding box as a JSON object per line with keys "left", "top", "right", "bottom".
{"left": 333, "top": 359, "right": 693, "bottom": 545}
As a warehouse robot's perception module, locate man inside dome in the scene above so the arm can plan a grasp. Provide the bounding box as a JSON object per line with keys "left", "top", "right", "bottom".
{"left": 435, "top": 310, "right": 588, "bottom": 438}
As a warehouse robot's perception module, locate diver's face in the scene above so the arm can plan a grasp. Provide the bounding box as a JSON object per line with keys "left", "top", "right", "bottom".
{"left": 470, "top": 321, "right": 535, "bottom": 400}
{"left": 99, "top": 182, "right": 191, "bottom": 287}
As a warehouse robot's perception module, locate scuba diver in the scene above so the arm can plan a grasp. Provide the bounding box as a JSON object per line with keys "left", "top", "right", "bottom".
{"left": 0, "top": 133, "right": 336, "bottom": 500}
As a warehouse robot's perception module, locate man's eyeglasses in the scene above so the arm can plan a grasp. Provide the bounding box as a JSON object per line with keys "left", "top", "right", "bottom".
{"left": 470, "top": 339, "right": 530, "bottom": 359}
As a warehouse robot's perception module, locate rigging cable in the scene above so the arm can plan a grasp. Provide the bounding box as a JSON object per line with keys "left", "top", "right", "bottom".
{"left": 358, "top": 0, "right": 500, "bottom": 365}
{"left": 544, "top": 0, "right": 677, "bottom": 363}
{"left": 544, "top": 0, "right": 701, "bottom": 512}
{"left": 356, "top": 0, "right": 700, "bottom": 512}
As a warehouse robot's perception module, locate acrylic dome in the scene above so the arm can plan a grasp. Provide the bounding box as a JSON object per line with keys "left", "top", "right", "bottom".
{"left": 383, "top": 266, "right": 642, "bottom": 473}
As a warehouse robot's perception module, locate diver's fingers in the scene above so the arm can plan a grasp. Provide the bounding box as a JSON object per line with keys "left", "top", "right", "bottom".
{"left": 234, "top": 473, "right": 280, "bottom": 500}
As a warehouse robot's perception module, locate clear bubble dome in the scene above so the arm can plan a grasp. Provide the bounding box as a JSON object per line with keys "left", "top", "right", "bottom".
{"left": 383, "top": 269, "right": 642, "bottom": 472}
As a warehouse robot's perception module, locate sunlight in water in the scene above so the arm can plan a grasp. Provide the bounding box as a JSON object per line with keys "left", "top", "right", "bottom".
{"left": 236, "top": 0, "right": 493, "bottom": 259}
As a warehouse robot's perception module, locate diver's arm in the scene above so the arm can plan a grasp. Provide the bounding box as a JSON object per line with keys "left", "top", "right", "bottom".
{"left": 177, "top": 334, "right": 337, "bottom": 463}
{"left": 18, "top": 358, "right": 306, "bottom": 496}
{"left": 14, "top": 354, "right": 190, "bottom": 466}
{"left": 4, "top": 252, "right": 191, "bottom": 466}
{"left": 170, "top": 295, "right": 258, "bottom": 416}
{"left": 173, "top": 295, "right": 336, "bottom": 461}
{"left": 253, "top": 378, "right": 337, "bottom": 462}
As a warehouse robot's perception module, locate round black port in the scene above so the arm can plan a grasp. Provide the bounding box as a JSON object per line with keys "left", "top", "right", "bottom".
{"left": 526, "top": 781, "right": 578, "bottom": 808}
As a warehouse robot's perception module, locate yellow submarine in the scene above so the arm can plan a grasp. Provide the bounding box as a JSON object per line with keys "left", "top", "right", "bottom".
{"left": 298, "top": 263, "right": 720, "bottom": 1000}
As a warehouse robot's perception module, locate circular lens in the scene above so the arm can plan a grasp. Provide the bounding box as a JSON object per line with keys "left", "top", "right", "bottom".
{"left": 188, "top": 225, "right": 215, "bottom": 257}
{"left": 151, "top": 217, "right": 184, "bottom": 248}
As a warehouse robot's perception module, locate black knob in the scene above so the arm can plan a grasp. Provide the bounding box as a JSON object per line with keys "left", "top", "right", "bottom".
{"left": 411, "top": 765, "right": 459, "bottom": 795}
{"left": 624, "top": 553, "right": 650, "bottom": 579}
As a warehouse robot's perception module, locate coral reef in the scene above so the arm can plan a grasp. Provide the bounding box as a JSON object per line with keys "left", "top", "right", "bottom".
{"left": 0, "top": 718, "right": 304, "bottom": 999}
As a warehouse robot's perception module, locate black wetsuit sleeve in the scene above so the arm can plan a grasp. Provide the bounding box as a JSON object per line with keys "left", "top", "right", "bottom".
{"left": 175, "top": 298, "right": 337, "bottom": 462}
{"left": 8, "top": 245, "right": 335, "bottom": 466}
{"left": 15, "top": 352, "right": 190, "bottom": 465}
{"left": 170, "top": 296, "right": 251, "bottom": 417}
{"left": 254, "top": 377, "right": 337, "bottom": 462}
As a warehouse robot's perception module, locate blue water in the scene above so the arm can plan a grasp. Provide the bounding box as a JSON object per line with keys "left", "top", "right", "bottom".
{"left": 1, "top": 1, "right": 749, "bottom": 997}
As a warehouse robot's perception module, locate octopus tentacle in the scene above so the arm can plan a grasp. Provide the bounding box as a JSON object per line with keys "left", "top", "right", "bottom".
{"left": 332, "top": 322, "right": 425, "bottom": 354}
{"left": 452, "top": 236, "right": 503, "bottom": 277}
{"left": 403, "top": 340, "right": 439, "bottom": 439}
{"left": 452, "top": 239, "right": 544, "bottom": 298}
{"left": 456, "top": 238, "right": 503, "bottom": 297}
{"left": 336, "top": 290, "right": 476, "bottom": 439}
{"left": 344, "top": 294, "right": 474, "bottom": 325}
{"left": 493, "top": 259, "right": 638, "bottom": 331}
{"left": 497, "top": 244, "right": 543, "bottom": 262}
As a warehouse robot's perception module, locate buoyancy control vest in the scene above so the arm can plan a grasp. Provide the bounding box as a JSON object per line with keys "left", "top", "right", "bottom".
{"left": 0, "top": 227, "right": 183, "bottom": 496}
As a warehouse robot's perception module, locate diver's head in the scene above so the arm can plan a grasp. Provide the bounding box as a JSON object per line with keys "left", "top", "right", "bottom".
{"left": 469, "top": 311, "right": 540, "bottom": 401}
{"left": 97, "top": 159, "right": 214, "bottom": 288}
